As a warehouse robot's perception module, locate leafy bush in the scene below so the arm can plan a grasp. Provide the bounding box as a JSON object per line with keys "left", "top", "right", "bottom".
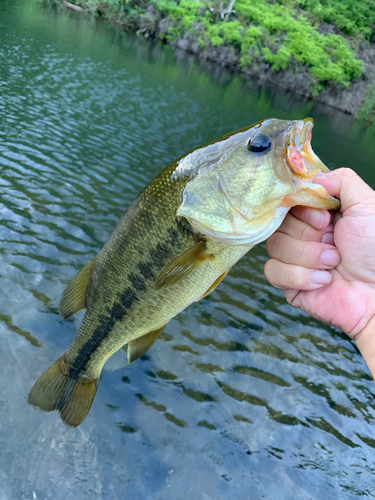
{"left": 77, "top": 0, "right": 370, "bottom": 94}
{"left": 152, "top": 0, "right": 364, "bottom": 92}
{"left": 296, "top": 0, "right": 375, "bottom": 38}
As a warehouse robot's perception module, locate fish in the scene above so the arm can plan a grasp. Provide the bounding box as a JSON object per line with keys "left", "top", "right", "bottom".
{"left": 28, "top": 117, "right": 340, "bottom": 427}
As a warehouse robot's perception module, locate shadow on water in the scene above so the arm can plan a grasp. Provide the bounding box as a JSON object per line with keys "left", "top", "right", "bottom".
{"left": 1, "top": 0, "right": 375, "bottom": 499}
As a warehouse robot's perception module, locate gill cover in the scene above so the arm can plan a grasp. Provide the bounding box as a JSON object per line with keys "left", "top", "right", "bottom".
{"left": 176, "top": 163, "right": 289, "bottom": 246}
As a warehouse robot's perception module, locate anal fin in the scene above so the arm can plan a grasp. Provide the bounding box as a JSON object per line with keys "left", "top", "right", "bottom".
{"left": 155, "top": 240, "right": 214, "bottom": 290}
{"left": 127, "top": 325, "right": 166, "bottom": 364}
{"left": 197, "top": 268, "right": 231, "bottom": 301}
{"left": 60, "top": 256, "right": 98, "bottom": 320}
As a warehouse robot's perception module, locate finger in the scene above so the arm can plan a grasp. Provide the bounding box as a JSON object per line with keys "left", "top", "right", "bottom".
{"left": 314, "top": 168, "right": 375, "bottom": 214}
{"left": 278, "top": 212, "right": 333, "bottom": 242}
{"left": 282, "top": 288, "right": 301, "bottom": 305}
{"left": 266, "top": 233, "right": 341, "bottom": 269}
{"left": 290, "top": 206, "right": 331, "bottom": 230}
{"left": 264, "top": 259, "right": 332, "bottom": 291}
{"left": 321, "top": 232, "right": 334, "bottom": 245}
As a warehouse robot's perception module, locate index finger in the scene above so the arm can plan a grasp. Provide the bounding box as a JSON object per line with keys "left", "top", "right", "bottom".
{"left": 314, "top": 168, "right": 375, "bottom": 214}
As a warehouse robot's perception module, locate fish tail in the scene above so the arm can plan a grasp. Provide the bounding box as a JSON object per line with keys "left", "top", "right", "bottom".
{"left": 28, "top": 355, "right": 99, "bottom": 427}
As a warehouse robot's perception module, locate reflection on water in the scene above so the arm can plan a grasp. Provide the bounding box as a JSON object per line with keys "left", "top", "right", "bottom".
{"left": 1, "top": 1, "right": 375, "bottom": 499}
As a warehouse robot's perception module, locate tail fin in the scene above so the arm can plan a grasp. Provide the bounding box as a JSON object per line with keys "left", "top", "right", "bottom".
{"left": 28, "top": 356, "right": 99, "bottom": 427}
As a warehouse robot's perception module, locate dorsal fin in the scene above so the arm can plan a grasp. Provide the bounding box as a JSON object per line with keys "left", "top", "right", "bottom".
{"left": 59, "top": 256, "right": 98, "bottom": 320}
{"left": 155, "top": 240, "right": 214, "bottom": 290}
{"left": 127, "top": 325, "right": 166, "bottom": 364}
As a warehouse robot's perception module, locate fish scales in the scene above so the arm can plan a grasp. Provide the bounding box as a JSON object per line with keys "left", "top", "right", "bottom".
{"left": 28, "top": 118, "right": 340, "bottom": 426}
{"left": 63, "top": 158, "right": 245, "bottom": 379}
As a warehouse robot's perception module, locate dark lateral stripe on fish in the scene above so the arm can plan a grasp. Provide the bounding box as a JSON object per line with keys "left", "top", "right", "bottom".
{"left": 128, "top": 273, "right": 146, "bottom": 291}
{"left": 175, "top": 217, "right": 195, "bottom": 237}
{"left": 167, "top": 226, "right": 179, "bottom": 240}
{"left": 137, "top": 262, "right": 155, "bottom": 280}
{"left": 109, "top": 301, "right": 127, "bottom": 321}
{"left": 69, "top": 287, "right": 139, "bottom": 376}
{"left": 69, "top": 236, "right": 180, "bottom": 377}
{"left": 118, "top": 287, "right": 140, "bottom": 308}
{"left": 69, "top": 314, "right": 116, "bottom": 377}
{"left": 149, "top": 241, "right": 172, "bottom": 268}
{"left": 136, "top": 226, "right": 191, "bottom": 283}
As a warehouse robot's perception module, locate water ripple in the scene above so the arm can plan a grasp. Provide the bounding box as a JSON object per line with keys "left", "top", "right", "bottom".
{"left": 1, "top": 1, "right": 375, "bottom": 498}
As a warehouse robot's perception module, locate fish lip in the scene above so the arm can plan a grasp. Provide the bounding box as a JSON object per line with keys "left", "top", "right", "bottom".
{"left": 288, "top": 118, "right": 329, "bottom": 176}
{"left": 293, "top": 117, "right": 314, "bottom": 150}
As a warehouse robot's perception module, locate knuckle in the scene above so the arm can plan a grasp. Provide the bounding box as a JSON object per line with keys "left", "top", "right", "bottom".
{"left": 286, "top": 266, "right": 298, "bottom": 285}
{"left": 266, "top": 232, "right": 283, "bottom": 257}
{"left": 300, "top": 224, "right": 311, "bottom": 241}
{"left": 294, "top": 241, "right": 306, "bottom": 262}
{"left": 287, "top": 265, "right": 308, "bottom": 288}
{"left": 292, "top": 240, "right": 311, "bottom": 264}
{"left": 339, "top": 167, "right": 358, "bottom": 185}
{"left": 340, "top": 167, "right": 355, "bottom": 178}
{"left": 264, "top": 259, "right": 275, "bottom": 281}
{"left": 264, "top": 259, "right": 284, "bottom": 289}
{"left": 265, "top": 236, "right": 274, "bottom": 256}
{"left": 300, "top": 224, "right": 317, "bottom": 242}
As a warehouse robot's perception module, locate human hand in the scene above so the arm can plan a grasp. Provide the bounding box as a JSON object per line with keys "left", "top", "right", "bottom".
{"left": 264, "top": 168, "right": 375, "bottom": 376}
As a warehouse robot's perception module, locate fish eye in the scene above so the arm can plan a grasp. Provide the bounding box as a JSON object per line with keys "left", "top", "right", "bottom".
{"left": 247, "top": 134, "right": 272, "bottom": 154}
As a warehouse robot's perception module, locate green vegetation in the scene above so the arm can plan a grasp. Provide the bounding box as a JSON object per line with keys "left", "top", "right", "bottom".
{"left": 73, "top": 0, "right": 374, "bottom": 98}
{"left": 298, "top": 0, "right": 375, "bottom": 37}
{"left": 358, "top": 81, "right": 375, "bottom": 125}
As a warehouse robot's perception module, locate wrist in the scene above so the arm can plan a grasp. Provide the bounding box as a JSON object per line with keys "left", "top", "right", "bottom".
{"left": 354, "top": 315, "right": 375, "bottom": 379}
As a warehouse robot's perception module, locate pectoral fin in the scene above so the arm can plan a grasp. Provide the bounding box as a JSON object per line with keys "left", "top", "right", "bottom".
{"left": 60, "top": 256, "right": 98, "bottom": 320}
{"left": 127, "top": 325, "right": 167, "bottom": 364}
{"left": 155, "top": 240, "right": 214, "bottom": 290}
{"left": 285, "top": 183, "right": 340, "bottom": 210}
{"left": 197, "top": 268, "right": 231, "bottom": 301}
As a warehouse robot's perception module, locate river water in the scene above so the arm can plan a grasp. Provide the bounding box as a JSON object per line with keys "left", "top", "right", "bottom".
{"left": 1, "top": 1, "right": 375, "bottom": 499}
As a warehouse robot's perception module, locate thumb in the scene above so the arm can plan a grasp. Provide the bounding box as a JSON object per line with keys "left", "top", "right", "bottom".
{"left": 314, "top": 168, "right": 374, "bottom": 214}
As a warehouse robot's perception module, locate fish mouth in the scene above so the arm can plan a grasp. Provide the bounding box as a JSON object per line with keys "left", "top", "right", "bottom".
{"left": 287, "top": 118, "right": 329, "bottom": 178}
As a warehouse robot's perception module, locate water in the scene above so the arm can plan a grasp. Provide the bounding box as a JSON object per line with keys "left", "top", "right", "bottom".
{"left": 1, "top": 1, "right": 375, "bottom": 499}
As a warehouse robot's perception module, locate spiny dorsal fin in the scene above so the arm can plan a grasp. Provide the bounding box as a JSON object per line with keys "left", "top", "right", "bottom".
{"left": 60, "top": 256, "right": 98, "bottom": 320}
{"left": 127, "top": 325, "right": 166, "bottom": 364}
{"left": 155, "top": 240, "right": 214, "bottom": 290}
{"left": 196, "top": 268, "right": 231, "bottom": 301}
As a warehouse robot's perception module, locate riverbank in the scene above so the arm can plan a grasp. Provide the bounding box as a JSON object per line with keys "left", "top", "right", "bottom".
{"left": 59, "top": 0, "right": 375, "bottom": 123}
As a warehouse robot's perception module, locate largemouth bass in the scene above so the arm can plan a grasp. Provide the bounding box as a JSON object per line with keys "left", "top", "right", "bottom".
{"left": 28, "top": 118, "right": 340, "bottom": 427}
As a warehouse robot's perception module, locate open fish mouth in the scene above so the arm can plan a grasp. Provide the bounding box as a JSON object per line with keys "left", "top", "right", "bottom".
{"left": 287, "top": 118, "right": 329, "bottom": 178}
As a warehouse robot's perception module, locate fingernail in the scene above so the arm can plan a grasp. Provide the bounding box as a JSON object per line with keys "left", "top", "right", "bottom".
{"left": 315, "top": 172, "right": 324, "bottom": 178}
{"left": 321, "top": 233, "right": 334, "bottom": 245}
{"left": 321, "top": 249, "right": 340, "bottom": 266}
{"left": 311, "top": 270, "right": 332, "bottom": 284}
